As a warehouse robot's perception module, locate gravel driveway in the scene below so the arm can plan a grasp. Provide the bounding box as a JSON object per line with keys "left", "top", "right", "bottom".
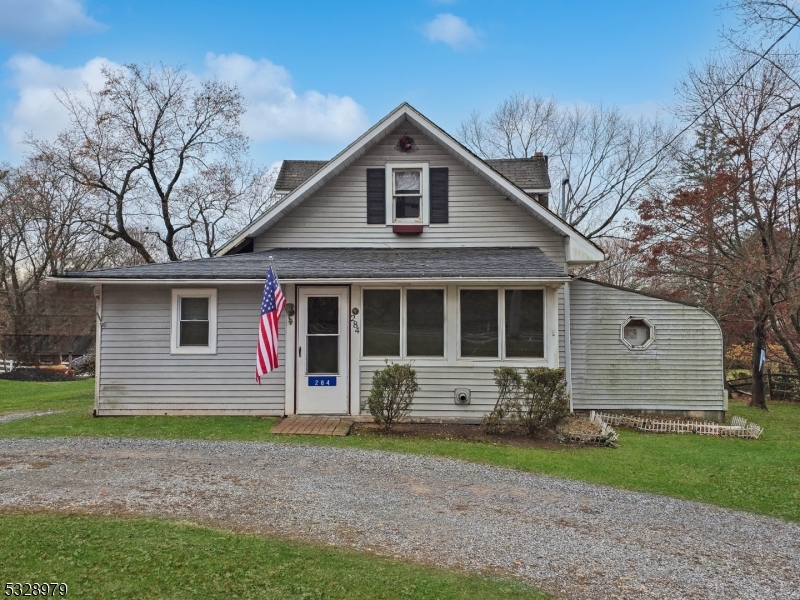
{"left": 1, "top": 438, "right": 798, "bottom": 599}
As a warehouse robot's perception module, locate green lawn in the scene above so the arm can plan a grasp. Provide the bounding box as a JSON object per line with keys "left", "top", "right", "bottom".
{"left": 2, "top": 379, "right": 799, "bottom": 522}
{"left": 0, "top": 513, "right": 547, "bottom": 600}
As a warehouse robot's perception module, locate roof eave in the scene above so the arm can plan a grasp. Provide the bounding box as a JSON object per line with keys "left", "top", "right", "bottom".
{"left": 50, "top": 276, "right": 571, "bottom": 286}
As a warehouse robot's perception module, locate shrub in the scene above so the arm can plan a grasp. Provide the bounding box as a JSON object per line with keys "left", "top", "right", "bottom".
{"left": 482, "top": 367, "right": 523, "bottom": 434}
{"left": 367, "top": 362, "right": 419, "bottom": 428}
{"left": 517, "top": 367, "right": 569, "bottom": 435}
{"left": 483, "top": 367, "right": 569, "bottom": 436}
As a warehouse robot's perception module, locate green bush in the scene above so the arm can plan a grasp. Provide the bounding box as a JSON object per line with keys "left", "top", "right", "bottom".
{"left": 483, "top": 367, "right": 568, "bottom": 436}
{"left": 483, "top": 367, "right": 524, "bottom": 434}
{"left": 367, "top": 362, "right": 419, "bottom": 428}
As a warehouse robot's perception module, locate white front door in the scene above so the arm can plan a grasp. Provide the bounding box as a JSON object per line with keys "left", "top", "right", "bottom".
{"left": 296, "top": 287, "right": 349, "bottom": 414}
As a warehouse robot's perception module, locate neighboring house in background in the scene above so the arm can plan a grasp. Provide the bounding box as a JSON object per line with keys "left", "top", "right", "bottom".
{"left": 53, "top": 103, "right": 726, "bottom": 421}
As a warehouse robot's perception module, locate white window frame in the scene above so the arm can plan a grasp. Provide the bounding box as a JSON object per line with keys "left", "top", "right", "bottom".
{"left": 457, "top": 286, "right": 549, "bottom": 362}
{"left": 361, "top": 286, "right": 447, "bottom": 359}
{"left": 620, "top": 316, "right": 655, "bottom": 350}
{"left": 170, "top": 288, "right": 218, "bottom": 355}
{"left": 385, "top": 162, "right": 430, "bottom": 225}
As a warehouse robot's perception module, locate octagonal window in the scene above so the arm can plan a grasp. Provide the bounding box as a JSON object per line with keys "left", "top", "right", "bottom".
{"left": 621, "top": 317, "right": 654, "bottom": 350}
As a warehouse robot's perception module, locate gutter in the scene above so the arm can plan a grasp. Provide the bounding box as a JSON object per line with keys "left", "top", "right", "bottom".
{"left": 49, "top": 276, "right": 572, "bottom": 286}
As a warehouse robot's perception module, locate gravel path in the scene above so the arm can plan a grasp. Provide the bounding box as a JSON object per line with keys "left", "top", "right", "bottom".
{"left": 1, "top": 438, "right": 798, "bottom": 599}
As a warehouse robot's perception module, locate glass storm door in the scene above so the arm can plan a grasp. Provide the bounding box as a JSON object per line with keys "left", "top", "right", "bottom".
{"left": 296, "top": 287, "right": 349, "bottom": 414}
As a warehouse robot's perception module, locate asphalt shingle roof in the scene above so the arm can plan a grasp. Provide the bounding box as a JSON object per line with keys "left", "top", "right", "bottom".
{"left": 485, "top": 157, "right": 550, "bottom": 190}
{"left": 63, "top": 247, "right": 567, "bottom": 280}
{"left": 274, "top": 160, "right": 328, "bottom": 191}
{"left": 273, "top": 157, "right": 550, "bottom": 193}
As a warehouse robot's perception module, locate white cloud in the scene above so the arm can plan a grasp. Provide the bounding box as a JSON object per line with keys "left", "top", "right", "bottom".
{"left": 423, "top": 13, "right": 479, "bottom": 50}
{"left": 1, "top": 52, "right": 370, "bottom": 157}
{"left": 0, "top": 0, "right": 104, "bottom": 47}
{"left": 2, "top": 54, "right": 117, "bottom": 157}
{"left": 204, "top": 53, "right": 369, "bottom": 143}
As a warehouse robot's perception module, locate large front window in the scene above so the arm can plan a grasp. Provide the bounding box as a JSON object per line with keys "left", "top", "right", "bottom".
{"left": 459, "top": 289, "right": 545, "bottom": 359}
{"left": 362, "top": 288, "right": 445, "bottom": 358}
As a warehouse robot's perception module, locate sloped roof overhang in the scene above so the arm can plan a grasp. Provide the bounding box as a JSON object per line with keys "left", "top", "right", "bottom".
{"left": 53, "top": 247, "right": 570, "bottom": 285}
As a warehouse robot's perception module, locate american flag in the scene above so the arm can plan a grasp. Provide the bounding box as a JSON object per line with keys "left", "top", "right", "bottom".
{"left": 256, "top": 265, "right": 286, "bottom": 383}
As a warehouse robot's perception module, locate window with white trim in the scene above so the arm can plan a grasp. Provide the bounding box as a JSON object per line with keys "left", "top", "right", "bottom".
{"left": 385, "top": 163, "right": 430, "bottom": 225}
{"left": 459, "top": 288, "right": 545, "bottom": 359}
{"left": 171, "top": 289, "right": 217, "bottom": 354}
{"left": 621, "top": 317, "right": 654, "bottom": 350}
{"left": 362, "top": 288, "right": 445, "bottom": 358}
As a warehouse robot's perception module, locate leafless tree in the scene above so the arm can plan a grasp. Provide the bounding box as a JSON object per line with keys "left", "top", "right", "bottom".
{"left": 182, "top": 162, "right": 278, "bottom": 257}
{"left": 579, "top": 237, "right": 647, "bottom": 289}
{"left": 0, "top": 159, "right": 106, "bottom": 363}
{"left": 457, "top": 93, "right": 676, "bottom": 239}
{"left": 33, "top": 63, "right": 265, "bottom": 263}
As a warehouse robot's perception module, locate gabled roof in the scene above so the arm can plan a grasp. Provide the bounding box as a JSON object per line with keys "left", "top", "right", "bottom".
{"left": 274, "top": 157, "right": 551, "bottom": 195}
{"left": 216, "top": 103, "right": 603, "bottom": 263}
{"left": 60, "top": 247, "right": 568, "bottom": 282}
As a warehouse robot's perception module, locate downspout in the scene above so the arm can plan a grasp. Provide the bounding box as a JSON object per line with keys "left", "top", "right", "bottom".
{"left": 564, "top": 279, "right": 573, "bottom": 413}
{"left": 93, "top": 285, "right": 102, "bottom": 417}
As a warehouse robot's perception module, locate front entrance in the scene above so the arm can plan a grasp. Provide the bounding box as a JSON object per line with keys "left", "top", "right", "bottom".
{"left": 296, "top": 287, "right": 349, "bottom": 414}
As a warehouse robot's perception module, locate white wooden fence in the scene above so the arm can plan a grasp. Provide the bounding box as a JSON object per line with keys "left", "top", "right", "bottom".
{"left": 590, "top": 411, "right": 763, "bottom": 440}
{"left": 560, "top": 413, "right": 620, "bottom": 446}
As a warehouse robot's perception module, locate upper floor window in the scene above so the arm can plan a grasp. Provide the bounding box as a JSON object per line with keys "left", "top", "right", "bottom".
{"left": 366, "top": 164, "right": 448, "bottom": 226}
{"left": 393, "top": 169, "right": 422, "bottom": 221}
{"left": 386, "top": 163, "right": 430, "bottom": 225}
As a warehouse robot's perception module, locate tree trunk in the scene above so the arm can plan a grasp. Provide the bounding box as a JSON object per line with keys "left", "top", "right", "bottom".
{"left": 750, "top": 321, "right": 768, "bottom": 409}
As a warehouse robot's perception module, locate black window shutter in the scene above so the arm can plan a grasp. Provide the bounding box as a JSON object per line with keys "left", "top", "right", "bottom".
{"left": 366, "top": 168, "right": 386, "bottom": 224}
{"left": 429, "top": 167, "right": 449, "bottom": 224}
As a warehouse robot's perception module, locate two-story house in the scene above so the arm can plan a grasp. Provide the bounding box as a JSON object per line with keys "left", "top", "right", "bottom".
{"left": 56, "top": 103, "right": 726, "bottom": 421}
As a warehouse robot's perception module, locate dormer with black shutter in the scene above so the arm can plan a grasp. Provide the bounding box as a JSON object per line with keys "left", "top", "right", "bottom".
{"left": 366, "top": 164, "right": 449, "bottom": 234}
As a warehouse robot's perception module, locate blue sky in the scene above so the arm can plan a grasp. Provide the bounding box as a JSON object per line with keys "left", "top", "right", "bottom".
{"left": 0, "top": 0, "right": 726, "bottom": 167}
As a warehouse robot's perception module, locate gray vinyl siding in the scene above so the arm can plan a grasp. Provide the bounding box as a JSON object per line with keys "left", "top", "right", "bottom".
{"left": 569, "top": 279, "right": 725, "bottom": 412}
{"left": 558, "top": 287, "right": 565, "bottom": 367}
{"left": 359, "top": 365, "right": 501, "bottom": 420}
{"left": 254, "top": 122, "right": 566, "bottom": 263}
{"left": 98, "top": 285, "right": 284, "bottom": 415}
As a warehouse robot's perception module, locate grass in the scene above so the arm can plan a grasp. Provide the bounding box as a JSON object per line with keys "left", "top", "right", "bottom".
{"left": 0, "top": 378, "right": 95, "bottom": 414}
{"left": 2, "top": 379, "right": 799, "bottom": 522}
{"left": 0, "top": 513, "right": 548, "bottom": 600}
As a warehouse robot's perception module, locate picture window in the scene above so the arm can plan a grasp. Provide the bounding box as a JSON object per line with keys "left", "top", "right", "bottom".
{"left": 459, "top": 288, "right": 546, "bottom": 359}
{"left": 362, "top": 288, "right": 445, "bottom": 358}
